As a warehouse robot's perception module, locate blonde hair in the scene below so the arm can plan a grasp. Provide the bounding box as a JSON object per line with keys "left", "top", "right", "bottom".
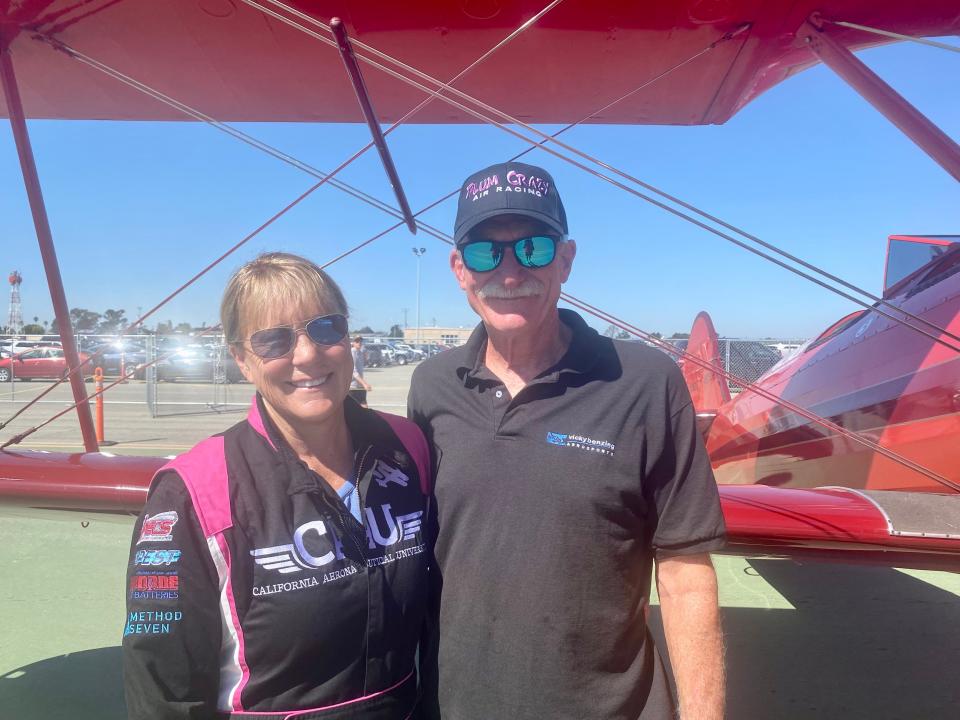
{"left": 221, "top": 252, "right": 348, "bottom": 344}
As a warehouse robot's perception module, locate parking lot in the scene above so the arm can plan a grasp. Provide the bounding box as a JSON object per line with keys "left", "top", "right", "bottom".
{"left": 0, "top": 363, "right": 414, "bottom": 455}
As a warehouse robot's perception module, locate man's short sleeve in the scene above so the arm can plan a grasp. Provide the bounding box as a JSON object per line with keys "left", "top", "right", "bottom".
{"left": 406, "top": 365, "right": 425, "bottom": 426}
{"left": 645, "top": 377, "right": 726, "bottom": 559}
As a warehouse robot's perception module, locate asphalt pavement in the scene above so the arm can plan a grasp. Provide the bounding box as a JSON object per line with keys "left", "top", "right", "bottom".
{"left": 0, "top": 364, "right": 412, "bottom": 455}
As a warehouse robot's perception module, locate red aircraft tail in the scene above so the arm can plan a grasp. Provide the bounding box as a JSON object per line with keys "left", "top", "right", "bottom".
{"left": 682, "top": 311, "right": 731, "bottom": 414}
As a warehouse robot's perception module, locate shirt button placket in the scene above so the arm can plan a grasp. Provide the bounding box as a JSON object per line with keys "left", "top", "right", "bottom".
{"left": 491, "top": 386, "right": 511, "bottom": 434}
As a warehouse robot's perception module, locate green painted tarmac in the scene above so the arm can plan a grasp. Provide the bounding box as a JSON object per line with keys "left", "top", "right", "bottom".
{"left": 1, "top": 514, "right": 957, "bottom": 719}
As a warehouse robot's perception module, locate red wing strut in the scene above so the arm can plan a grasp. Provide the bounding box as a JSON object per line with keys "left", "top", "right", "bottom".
{"left": 0, "top": 37, "right": 97, "bottom": 452}
{"left": 330, "top": 17, "right": 416, "bottom": 235}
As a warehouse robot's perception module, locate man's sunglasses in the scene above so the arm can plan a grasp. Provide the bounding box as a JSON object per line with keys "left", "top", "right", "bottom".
{"left": 245, "top": 313, "right": 349, "bottom": 359}
{"left": 460, "top": 235, "right": 560, "bottom": 273}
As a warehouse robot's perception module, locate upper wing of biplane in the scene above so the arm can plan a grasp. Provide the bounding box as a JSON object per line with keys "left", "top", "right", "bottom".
{"left": 1, "top": 0, "right": 959, "bottom": 571}
{"left": 2, "top": 0, "right": 959, "bottom": 125}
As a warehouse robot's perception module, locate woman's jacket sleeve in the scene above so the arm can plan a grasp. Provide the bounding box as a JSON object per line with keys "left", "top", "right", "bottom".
{"left": 122, "top": 472, "right": 223, "bottom": 720}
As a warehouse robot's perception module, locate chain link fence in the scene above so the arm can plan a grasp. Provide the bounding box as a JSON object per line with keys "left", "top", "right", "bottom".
{"left": 3, "top": 332, "right": 806, "bottom": 413}
{"left": 658, "top": 337, "right": 806, "bottom": 393}
{"left": 0, "top": 333, "right": 249, "bottom": 418}
{"left": 143, "top": 335, "right": 249, "bottom": 417}
{"left": 720, "top": 339, "right": 791, "bottom": 391}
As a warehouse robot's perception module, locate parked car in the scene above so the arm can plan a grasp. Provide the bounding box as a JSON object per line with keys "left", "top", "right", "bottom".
{"left": 156, "top": 343, "right": 245, "bottom": 383}
{"left": 363, "top": 344, "right": 387, "bottom": 369}
{"left": 392, "top": 343, "right": 425, "bottom": 362}
{"left": 384, "top": 342, "right": 421, "bottom": 365}
{"left": 364, "top": 342, "right": 395, "bottom": 367}
{"left": 725, "top": 340, "right": 782, "bottom": 389}
{"left": 86, "top": 341, "right": 148, "bottom": 378}
{"left": 0, "top": 346, "right": 92, "bottom": 382}
{"left": 421, "top": 344, "right": 447, "bottom": 357}
{"left": 0, "top": 340, "right": 47, "bottom": 358}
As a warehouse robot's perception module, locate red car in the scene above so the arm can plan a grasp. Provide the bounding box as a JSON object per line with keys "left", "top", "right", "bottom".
{"left": 0, "top": 347, "right": 92, "bottom": 382}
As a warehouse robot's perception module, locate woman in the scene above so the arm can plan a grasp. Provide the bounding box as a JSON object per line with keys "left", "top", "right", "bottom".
{"left": 123, "top": 253, "right": 431, "bottom": 719}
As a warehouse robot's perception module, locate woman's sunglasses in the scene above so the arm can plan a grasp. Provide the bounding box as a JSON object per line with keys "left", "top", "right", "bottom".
{"left": 460, "top": 235, "right": 559, "bottom": 273}
{"left": 245, "top": 313, "right": 349, "bottom": 359}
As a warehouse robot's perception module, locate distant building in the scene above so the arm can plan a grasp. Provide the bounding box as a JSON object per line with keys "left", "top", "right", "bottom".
{"left": 403, "top": 326, "right": 472, "bottom": 347}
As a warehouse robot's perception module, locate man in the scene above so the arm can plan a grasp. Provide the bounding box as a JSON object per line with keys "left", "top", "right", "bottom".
{"left": 408, "top": 162, "right": 726, "bottom": 719}
{"left": 349, "top": 335, "right": 372, "bottom": 407}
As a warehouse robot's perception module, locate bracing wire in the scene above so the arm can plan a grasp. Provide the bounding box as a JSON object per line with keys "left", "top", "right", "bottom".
{"left": 243, "top": 0, "right": 960, "bottom": 353}
{"left": 823, "top": 18, "right": 960, "bottom": 54}
{"left": 4, "top": 1, "right": 568, "bottom": 441}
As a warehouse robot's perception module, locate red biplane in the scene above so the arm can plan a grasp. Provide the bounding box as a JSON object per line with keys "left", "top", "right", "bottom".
{"left": 681, "top": 231, "right": 960, "bottom": 568}
{"left": 1, "top": 0, "right": 958, "bottom": 571}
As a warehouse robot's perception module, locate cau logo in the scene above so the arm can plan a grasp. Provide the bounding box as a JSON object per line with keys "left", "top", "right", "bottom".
{"left": 250, "top": 504, "right": 423, "bottom": 575}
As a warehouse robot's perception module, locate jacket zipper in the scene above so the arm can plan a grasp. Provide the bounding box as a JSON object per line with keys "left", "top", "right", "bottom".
{"left": 352, "top": 444, "right": 375, "bottom": 521}
{"left": 352, "top": 443, "right": 376, "bottom": 696}
{"left": 322, "top": 444, "right": 375, "bottom": 563}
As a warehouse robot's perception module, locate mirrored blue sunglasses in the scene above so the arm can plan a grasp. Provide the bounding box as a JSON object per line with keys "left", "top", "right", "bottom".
{"left": 460, "top": 235, "right": 559, "bottom": 273}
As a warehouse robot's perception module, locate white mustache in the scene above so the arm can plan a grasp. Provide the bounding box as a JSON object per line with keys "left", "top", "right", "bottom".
{"left": 477, "top": 277, "right": 545, "bottom": 300}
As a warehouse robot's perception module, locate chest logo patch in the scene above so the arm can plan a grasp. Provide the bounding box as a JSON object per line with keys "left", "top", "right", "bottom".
{"left": 546, "top": 432, "right": 616, "bottom": 457}
{"left": 372, "top": 459, "right": 409, "bottom": 488}
{"left": 250, "top": 505, "right": 424, "bottom": 575}
{"left": 251, "top": 519, "right": 344, "bottom": 575}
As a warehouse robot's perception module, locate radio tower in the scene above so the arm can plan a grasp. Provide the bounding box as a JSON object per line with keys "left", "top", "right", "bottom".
{"left": 7, "top": 271, "right": 23, "bottom": 334}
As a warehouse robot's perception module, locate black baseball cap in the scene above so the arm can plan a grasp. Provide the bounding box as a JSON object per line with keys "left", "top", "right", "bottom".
{"left": 453, "top": 162, "right": 567, "bottom": 245}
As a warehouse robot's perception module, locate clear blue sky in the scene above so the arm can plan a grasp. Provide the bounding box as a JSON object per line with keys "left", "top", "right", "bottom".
{"left": 2, "top": 40, "right": 957, "bottom": 340}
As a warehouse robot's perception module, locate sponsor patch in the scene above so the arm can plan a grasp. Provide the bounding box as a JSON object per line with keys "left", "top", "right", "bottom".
{"left": 129, "top": 574, "right": 180, "bottom": 600}
{"left": 546, "top": 431, "right": 616, "bottom": 456}
{"left": 135, "top": 549, "right": 182, "bottom": 566}
{"left": 130, "top": 590, "right": 179, "bottom": 600}
{"left": 124, "top": 609, "right": 182, "bottom": 636}
{"left": 130, "top": 574, "right": 179, "bottom": 592}
{"left": 138, "top": 511, "right": 178, "bottom": 544}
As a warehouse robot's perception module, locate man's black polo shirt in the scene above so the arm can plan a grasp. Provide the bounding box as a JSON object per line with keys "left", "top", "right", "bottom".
{"left": 408, "top": 309, "right": 726, "bottom": 720}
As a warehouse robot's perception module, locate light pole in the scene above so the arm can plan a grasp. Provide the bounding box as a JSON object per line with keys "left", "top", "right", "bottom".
{"left": 412, "top": 247, "right": 426, "bottom": 349}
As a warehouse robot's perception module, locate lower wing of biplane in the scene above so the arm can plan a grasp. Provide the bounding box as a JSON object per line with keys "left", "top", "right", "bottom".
{"left": 2, "top": 448, "right": 958, "bottom": 570}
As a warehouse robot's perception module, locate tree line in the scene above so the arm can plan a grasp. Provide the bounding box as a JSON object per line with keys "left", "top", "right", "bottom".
{"left": 4, "top": 312, "right": 410, "bottom": 338}
{"left": 2, "top": 308, "right": 208, "bottom": 336}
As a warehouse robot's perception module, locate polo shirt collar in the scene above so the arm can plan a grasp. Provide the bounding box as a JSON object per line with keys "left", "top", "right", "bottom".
{"left": 457, "top": 308, "right": 602, "bottom": 385}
